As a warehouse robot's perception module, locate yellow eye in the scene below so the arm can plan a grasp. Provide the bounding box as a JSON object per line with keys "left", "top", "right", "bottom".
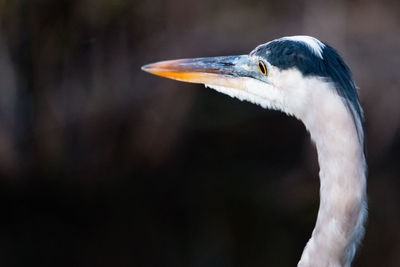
{"left": 258, "top": 60, "right": 267, "bottom": 75}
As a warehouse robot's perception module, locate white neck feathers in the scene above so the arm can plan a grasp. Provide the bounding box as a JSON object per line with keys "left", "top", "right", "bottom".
{"left": 204, "top": 68, "right": 367, "bottom": 267}
{"left": 297, "top": 79, "right": 367, "bottom": 267}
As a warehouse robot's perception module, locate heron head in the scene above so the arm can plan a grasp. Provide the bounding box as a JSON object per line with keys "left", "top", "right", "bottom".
{"left": 142, "top": 35, "right": 363, "bottom": 141}
{"left": 141, "top": 43, "right": 290, "bottom": 113}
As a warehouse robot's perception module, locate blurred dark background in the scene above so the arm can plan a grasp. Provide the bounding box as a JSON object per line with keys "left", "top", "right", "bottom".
{"left": 0, "top": 0, "right": 399, "bottom": 266}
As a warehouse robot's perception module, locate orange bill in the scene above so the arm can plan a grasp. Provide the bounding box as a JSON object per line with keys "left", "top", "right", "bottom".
{"left": 141, "top": 55, "right": 253, "bottom": 89}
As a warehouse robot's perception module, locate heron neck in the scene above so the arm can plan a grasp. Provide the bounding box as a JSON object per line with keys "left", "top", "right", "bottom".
{"left": 298, "top": 89, "right": 367, "bottom": 267}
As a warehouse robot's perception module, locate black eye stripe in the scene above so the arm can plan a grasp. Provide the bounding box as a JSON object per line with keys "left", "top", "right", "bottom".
{"left": 258, "top": 61, "right": 267, "bottom": 75}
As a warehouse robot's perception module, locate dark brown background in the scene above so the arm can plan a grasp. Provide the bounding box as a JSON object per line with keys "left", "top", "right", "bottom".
{"left": 0, "top": 0, "right": 399, "bottom": 266}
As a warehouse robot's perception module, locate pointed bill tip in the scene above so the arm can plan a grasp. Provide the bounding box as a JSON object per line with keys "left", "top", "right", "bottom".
{"left": 141, "top": 60, "right": 180, "bottom": 77}
{"left": 141, "top": 64, "right": 151, "bottom": 73}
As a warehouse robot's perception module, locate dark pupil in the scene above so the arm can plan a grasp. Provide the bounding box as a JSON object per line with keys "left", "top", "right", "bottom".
{"left": 259, "top": 62, "right": 266, "bottom": 74}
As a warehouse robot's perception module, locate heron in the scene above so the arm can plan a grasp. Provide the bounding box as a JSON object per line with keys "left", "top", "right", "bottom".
{"left": 141, "top": 35, "right": 367, "bottom": 267}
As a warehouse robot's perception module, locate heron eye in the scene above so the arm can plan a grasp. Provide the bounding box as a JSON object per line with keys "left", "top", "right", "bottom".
{"left": 258, "top": 60, "right": 267, "bottom": 75}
